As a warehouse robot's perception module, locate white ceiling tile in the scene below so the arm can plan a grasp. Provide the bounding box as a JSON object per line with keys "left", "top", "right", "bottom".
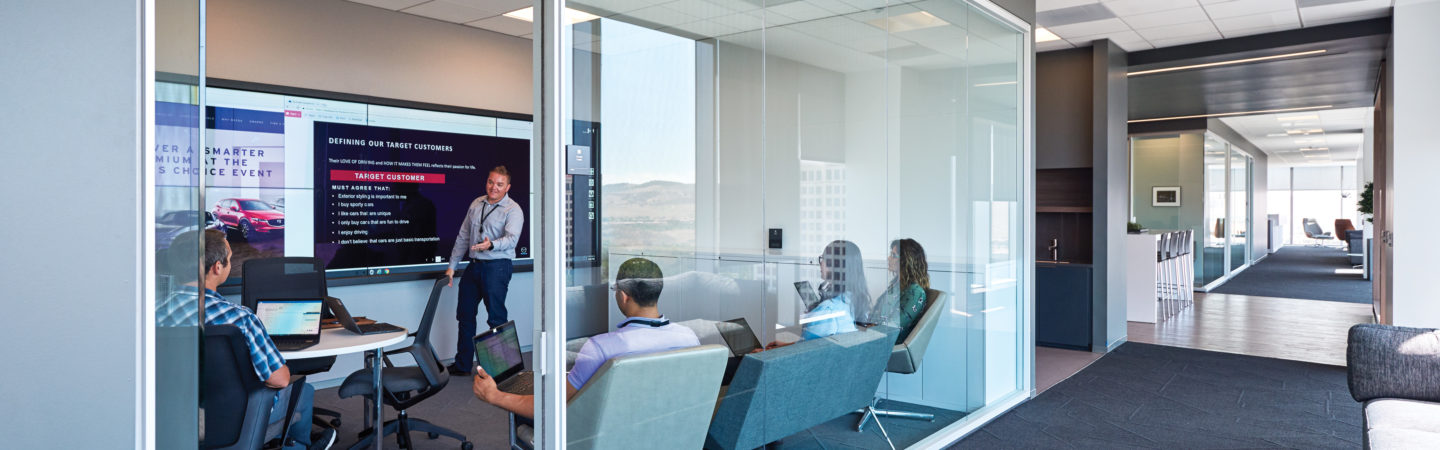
{"left": 669, "top": 18, "right": 744, "bottom": 37}
{"left": 1037, "top": 39, "right": 1077, "bottom": 52}
{"left": 838, "top": 0, "right": 889, "bottom": 12}
{"left": 1048, "top": 17, "right": 1131, "bottom": 37}
{"left": 1101, "top": 0, "right": 1199, "bottom": 16}
{"left": 1121, "top": 6, "right": 1209, "bottom": 29}
{"left": 1300, "top": 0, "right": 1392, "bottom": 27}
{"left": 1038, "top": 0, "right": 1101, "bottom": 12}
{"left": 348, "top": 0, "right": 430, "bottom": 11}
{"left": 466, "top": 14, "right": 533, "bottom": 36}
{"left": 1114, "top": 40, "right": 1155, "bottom": 51}
{"left": 1148, "top": 29, "right": 1222, "bottom": 47}
{"left": 667, "top": 0, "right": 742, "bottom": 19}
{"left": 807, "top": 0, "right": 863, "bottom": 16}
{"left": 1134, "top": 20, "right": 1219, "bottom": 41}
{"left": 1201, "top": 0, "right": 1295, "bottom": 20}
{"left": 709, "top": 11, "right": 764, "bottom": 29}
{"left": 1212, "top": 9, "right": 1300, "bottom": 34}
{"left": 625, "top": 4, "right": 700, "bottom": 27}
{"left": 582, "top": 0, "right": 672, "bottom": 14}
{"left": 767, "top": 1, "right": 837, "bottom": 23}
{"left": 401, "top": 0, "right": 497, "bottom": 23}
{"left": 444, "top": 0, "right": 530, "bottom": 17}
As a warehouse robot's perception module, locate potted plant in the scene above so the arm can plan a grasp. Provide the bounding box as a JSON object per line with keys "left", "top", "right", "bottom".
{"left": 1358, "top": 182, "right": 1374, "bottom": 222}
{"left": 1127, "top": 221, "right": 1146, "bottom": 234}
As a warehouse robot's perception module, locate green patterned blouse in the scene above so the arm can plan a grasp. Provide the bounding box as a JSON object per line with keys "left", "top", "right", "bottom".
{"left": 881, "top": 282, "right": 927, "bottom": 343}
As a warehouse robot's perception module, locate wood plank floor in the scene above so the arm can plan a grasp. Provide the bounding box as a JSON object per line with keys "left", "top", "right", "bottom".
{"left": 1035, "top": 346, "right": 1102, "bottom": 393}
{"left": 1127, "top": 293, "right": 1374, "bottom": 367}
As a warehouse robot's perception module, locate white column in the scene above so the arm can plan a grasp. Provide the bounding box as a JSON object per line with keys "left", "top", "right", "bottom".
{"left": 1390, "top": 0, "right": 1440, "bottom": 328}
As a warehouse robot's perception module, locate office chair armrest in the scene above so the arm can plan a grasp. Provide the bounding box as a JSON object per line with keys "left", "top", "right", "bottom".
{"left": 276, "top": 374, "right": 308, "bottom": 446}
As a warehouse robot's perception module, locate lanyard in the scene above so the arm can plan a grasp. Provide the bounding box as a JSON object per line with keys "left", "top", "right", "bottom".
{"left": 478, "top": 201, "right": 502, "bottom": 227}
{"left": 618, "top": 317, "right": 670, "bottom": 328}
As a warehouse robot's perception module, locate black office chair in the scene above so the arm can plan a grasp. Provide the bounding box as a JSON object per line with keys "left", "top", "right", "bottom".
{"left": 338, "top": 277, "right": 472, "bottom": 450}
{"left": 203, "top": 325, "right": 307, "bottom": 450}
{"left": 242, "top": 257, "right": 344, "bottom": 428}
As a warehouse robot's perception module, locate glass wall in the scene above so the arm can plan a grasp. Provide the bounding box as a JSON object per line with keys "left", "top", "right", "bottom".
{"left": 1268, "top": 164, "right": 1361, "bottom": 246}
{"left": 154, "top": 0, "right": 203, "bottom": 446}
{"left": 560, "top": 0, "right": 1032, "bottom": 445}
{"left": 1131, "top": 131, "right": 1255, "bottom": 290}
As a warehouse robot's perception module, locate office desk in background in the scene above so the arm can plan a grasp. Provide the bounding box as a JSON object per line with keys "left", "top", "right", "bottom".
{"left": 282, "top": 328, "right": 407, "bottom": 450}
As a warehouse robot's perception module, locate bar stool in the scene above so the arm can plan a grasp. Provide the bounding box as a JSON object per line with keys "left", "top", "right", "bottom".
{"left": 1155, "top": 232, "right": 1172, "bottom": 320}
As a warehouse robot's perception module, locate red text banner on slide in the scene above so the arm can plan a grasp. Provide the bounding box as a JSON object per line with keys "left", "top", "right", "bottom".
{"left": 330, "top": 170, "right": 446, "bottom": 184}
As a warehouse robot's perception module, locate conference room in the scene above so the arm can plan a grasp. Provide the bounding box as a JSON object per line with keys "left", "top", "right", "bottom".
{"left": 151, "top": 0, "right": 1036, "bottom": 448}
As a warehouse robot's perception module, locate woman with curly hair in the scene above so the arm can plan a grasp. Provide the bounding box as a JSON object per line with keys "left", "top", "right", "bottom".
{"left": 878, "top": 238, "right": 929, "bottom": 343}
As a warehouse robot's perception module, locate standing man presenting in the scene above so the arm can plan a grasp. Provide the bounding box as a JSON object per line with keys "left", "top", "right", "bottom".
{"left": 446, "top": 165, "right": 525, "bottom": 375}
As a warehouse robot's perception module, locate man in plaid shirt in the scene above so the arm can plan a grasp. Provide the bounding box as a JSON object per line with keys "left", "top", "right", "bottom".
{"left": 159, "top": 229, "right": 333, "bottom": 449}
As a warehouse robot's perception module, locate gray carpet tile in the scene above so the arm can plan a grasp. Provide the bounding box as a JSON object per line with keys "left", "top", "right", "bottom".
{"left": 951, "top": 342, "right": 1362, "bottom": 449}
{"left": 1210, "top": 246, "right": 1371, "bottom": 303}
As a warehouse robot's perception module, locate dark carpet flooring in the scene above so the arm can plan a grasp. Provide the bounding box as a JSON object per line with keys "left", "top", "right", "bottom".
{"left": 951, "top": 342, "right": 1362, "bottom": 449}
{"left": 311, "top": 363, "right": 964, "bottom": 449}
{"left": 1211, "top": 246, "right": 1371, "bottom": 304}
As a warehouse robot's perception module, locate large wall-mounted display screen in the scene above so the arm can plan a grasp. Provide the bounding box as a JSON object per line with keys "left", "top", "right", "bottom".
{"left": 155, "top": 81, "right": 532, "bottom": 281}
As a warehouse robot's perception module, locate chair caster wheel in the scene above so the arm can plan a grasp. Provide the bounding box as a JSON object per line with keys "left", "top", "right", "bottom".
{"left": 429, "top": 432, "right": 440, "bottom": 439}
{"left": 330, "top": 419, "right": 342, "bottom": 427}
{"left": 461, "top": 441, "right": 474, "bottom": 450}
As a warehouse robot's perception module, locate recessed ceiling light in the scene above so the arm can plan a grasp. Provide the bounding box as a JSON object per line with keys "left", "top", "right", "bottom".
{"left": 504, "top": 6, "right": 598, "bottom": 24}
{"left": 1129, "top": 105, "right": 1334, "bottom": 123}
{"left": 1036, "top": 27, "right": 1061, "bottom": 43}
{"left": 867, "top": 11, "right": 949, "bottom": 33}
{"left": 1128, "top": 49, "right": 1328, "bottom": 77}
{"left": 973, "top": 80, "right": 1017, "bottom": 87}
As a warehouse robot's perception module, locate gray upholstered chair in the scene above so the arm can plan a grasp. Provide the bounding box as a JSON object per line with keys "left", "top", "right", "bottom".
{"left": 1346, "top": 324, "right": 1440, "bottom": 449}
{"left": 513, "top": 344, "right": 729, "bottom": 450}
{"left": 706, "top": 327, "right": 897, "bottom": 450}
{"left": 857, "top": 289, "right": 948, "bottom": 433}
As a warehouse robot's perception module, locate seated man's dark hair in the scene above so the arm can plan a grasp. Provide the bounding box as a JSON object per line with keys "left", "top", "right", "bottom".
{"left": 615, "top": 257, "right": 664, "bottom": 307}
{"left": 167, "top": 229, "right": 231, "bottom": 284}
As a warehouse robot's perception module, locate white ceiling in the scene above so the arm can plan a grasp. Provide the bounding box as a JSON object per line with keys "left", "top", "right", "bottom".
{"left": 1036, "top": 0, "right": 1394, "bottom": 53}
{"left": 344, "top": 0, "right": 1025, "bottom": 74}
{"left": 1219, "top": 106, "right": 1371, "bottom": 165}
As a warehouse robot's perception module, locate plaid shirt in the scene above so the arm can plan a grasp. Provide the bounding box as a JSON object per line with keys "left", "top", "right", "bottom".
{"left": 158, "top": 286, "right": 286, "bottom": 382}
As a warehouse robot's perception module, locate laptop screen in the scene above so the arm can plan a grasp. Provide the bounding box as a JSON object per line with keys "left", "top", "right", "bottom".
{"left": 716, "top": 318, "right": 762, "bottom": 355}
{"left": 255, "top": 299, "right": 323, "bottom": 337}
{"left": 474, "top": 321, "right": 524, "bottom": 381}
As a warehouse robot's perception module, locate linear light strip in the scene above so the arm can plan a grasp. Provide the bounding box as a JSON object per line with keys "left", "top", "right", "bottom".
{"left": 1128, "top": 105, "right": 1334, "bottom": 124}
{"left": 1128, "top": 49, "right": 1328, "bottom": 77}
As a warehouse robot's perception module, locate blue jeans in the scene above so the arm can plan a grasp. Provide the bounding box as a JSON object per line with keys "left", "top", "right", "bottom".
{"left": 454, "top": 259, "right": 514, "bottom": 367}
{"left": 267, "top": 383, "right": 314, "bottom": 449}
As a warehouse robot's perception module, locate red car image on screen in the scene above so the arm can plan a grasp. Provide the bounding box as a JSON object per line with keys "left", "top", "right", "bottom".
{"left": 213, "top": 198, "right": 284, "bottom": 240}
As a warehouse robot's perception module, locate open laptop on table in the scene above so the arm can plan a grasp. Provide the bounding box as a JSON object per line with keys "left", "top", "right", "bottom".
{"left": 323, "top": 296, "right": 405, "bottom": 335}
{"left": 716, "top": 318, "right": 763, "bottom": 385}
{"left": 475, "top": 320, "right": 533, "bottom": 395}
{"left": 255, "top": 298, "right": 324, "bottom": 351}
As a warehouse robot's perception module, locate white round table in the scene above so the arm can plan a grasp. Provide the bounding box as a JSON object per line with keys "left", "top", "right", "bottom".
{"left": 283, "top": 327, "right": 408, "bottom": 450}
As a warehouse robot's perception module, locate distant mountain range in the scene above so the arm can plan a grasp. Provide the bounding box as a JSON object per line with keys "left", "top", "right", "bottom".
{"left": 601, "top": 180, "right": 694, "bottom": 221}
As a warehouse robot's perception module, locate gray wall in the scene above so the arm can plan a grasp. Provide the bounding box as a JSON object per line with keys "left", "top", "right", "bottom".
{"left": 1, "top": 0, "right": 143, "bottom": 446}
{"left": 1130, "top": 134, "right": 1204, "bottom": 232}
{"left": 184, "top": 0, "right": 534, "bottom": 114}
{"left": 1092, "top": 40, "right": 1129, "bottom": 352}
{"left": 1036, "top": 48, "right": 1093, "bottom": 170}
{"left": 992, "top": 0, "right": 1037, "bottom": 25}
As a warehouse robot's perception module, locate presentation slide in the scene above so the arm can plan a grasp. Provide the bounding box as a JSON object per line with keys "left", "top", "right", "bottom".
{"left": 154, "top": 82, "right": 533, "bottom": 281}
{"left": 313, "top": 122, "right": 531, "bottom": 271}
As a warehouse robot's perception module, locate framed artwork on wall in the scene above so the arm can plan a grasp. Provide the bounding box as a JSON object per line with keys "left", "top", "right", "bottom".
{"left": 1153, "top": 186, "right": 1180, "bottom": 207}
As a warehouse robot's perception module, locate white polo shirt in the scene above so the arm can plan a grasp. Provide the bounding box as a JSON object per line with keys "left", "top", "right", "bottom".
{"left": 566, "top": 316, "right": 700, "bottom": 390}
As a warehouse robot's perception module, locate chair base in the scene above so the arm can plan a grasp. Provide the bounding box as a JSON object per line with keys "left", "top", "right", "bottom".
{"left": 349, "top": 410, "right": 470, "bottom": 450}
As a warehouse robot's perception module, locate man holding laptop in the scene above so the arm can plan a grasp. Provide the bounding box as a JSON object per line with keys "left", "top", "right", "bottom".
{"left": 157, "top": 230, "right": 332, "bottom": 450}
{"left": 470, "top": 257, "right": 699, "bottom": 418}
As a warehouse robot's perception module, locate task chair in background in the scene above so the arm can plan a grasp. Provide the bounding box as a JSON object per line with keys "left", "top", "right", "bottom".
{"left": 242, "top": 257, "right": 344, "bottom": 429}
{"left": 203, "top": 324, "right": 307, "bottom": 450}
{"left": 338, "top": 277, "right": 471, "bottom": 450}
